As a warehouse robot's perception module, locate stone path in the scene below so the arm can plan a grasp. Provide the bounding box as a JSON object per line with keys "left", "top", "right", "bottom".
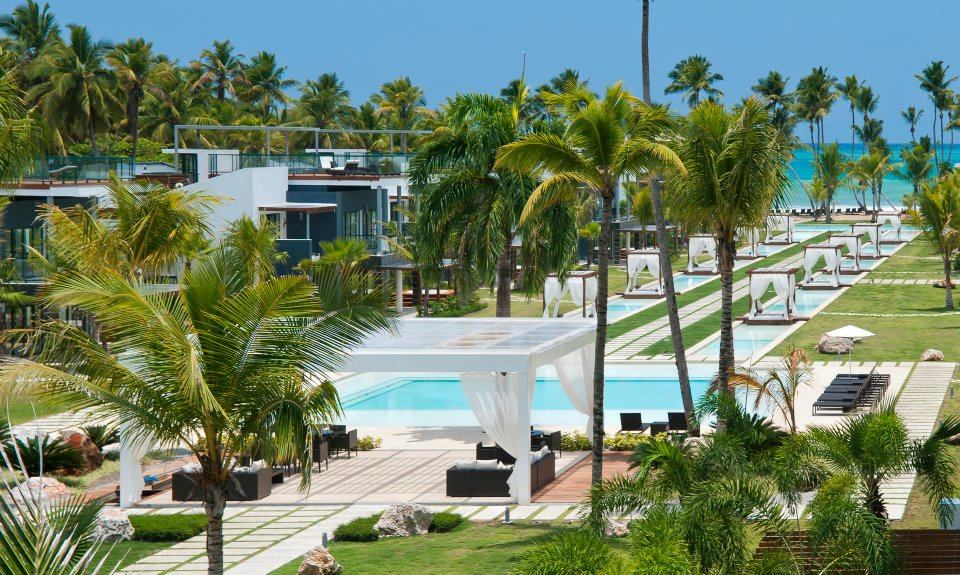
{"left": 885, "top": 362, "right": 956, "bottom": 520}
{"left": 861, "top": 278, "right": 941, "bottom": 285}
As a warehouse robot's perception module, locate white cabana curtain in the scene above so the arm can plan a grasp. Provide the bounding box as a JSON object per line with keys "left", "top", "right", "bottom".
{"left": 878, "top": 213, "right": 902, "bottom": 241}
{"left": 584, "top": 276, "right": 598, "bottom": 315}
{"left": 542, "top": 277, "right": 567, "bottom": 318}
{"left": 802, "top": 247, "right": 840, "bottom": 287}
{"left": 852, "top": 224, "right": 881, "bottom": 253}
{"left": 460, "top": 372, "right": 534, "bottom": 497}
{"left": 766, "top": 215, "right": 794, "bottom": 242}
{"left": 829, "top": 235, "right": 862, "bottom": 271}
{"left": 552, "top": 342, "right": 596, "bottom": 434}
{"left": 687, "top": 236, "right": 718, "bottom": 273}
{"left": 738, "top": 228, "right": 761, "bottom": 256}
{"left": 626, "top": 252, "right": 662, "bottom": 294}
{"left": 747, "top": 273, "right": 796, "bottom": 319}
{"left": 118, "top": 421, "right": 152, "bottom": 509}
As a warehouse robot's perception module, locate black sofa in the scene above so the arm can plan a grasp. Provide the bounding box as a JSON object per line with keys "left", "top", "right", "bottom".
{"left": 172, "top": 466, "right": 273, "bottom": 502}
{"left": 446, "top": 451, "right": 556, "bottom": 497}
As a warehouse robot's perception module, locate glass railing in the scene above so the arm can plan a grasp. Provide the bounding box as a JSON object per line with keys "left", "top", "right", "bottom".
{"left": 208, "top": 152, "right": 415, "bottom": 177}
{"left": 21, "top": 156, "right": 136, "bottom": 182}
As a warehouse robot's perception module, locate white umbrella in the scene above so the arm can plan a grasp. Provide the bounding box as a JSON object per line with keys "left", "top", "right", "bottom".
{"left": 827, "top": 325, "right": 875, "bottom": 375}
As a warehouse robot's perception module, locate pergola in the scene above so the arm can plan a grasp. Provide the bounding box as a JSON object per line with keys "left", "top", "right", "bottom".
{"left": 736, "top": 228, "right": 762, "bottom": 260}
{"left": 339, "top": 318, "right": 597, "bottom": 504}
{"left": 765, "top": 214, "right": 795, "bottom": 244}
{"left": 687, "top": 234, "right": 718, "bottom": 275}
{"left": 746, "top": 267, "right": 799, "bottom": 324}
{"left": 618, "top": 221, "right": 677, "bottom": 251}
{"left": 543, "top": 271, "right": 599, "bottom": 318}
{"left": 801, "top": 243, "right": 842, "bottom": 289}
{"left": 828, "top": 233, "right": 863, "bottom": 274}
{"left": 876, "top": 211, "right": 904, "bottom": 243}
{"left": 851, "top": 222, "right": 884, "bottom": 258}
{"left": 624, "top": 249, "right": 664, "bottom": 298}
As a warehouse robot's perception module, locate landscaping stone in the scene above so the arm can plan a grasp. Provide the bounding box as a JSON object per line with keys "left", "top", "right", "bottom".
{"left": 93, "top": 508, "right": 134, "bottom": 541}
{"left": 8, "top": 476, "right": 69, "bottom": 503}
{"left": 604, "top": 518, "right": 630, "bottom": 537}
{"left": 60, "top": 429, "right": 104, "bottom": 471}
{"left": 297, "top": 545, "right": 342, "bottom": 575}
{"left": 933, "top": 279, "right": 957, "bottom": 289}
{"left": 373, "top": 503, "right": 434, "bottom": 537}
{"left": 921, "top": 349, "right": 944, "bottom": 362}
{"left": 817, "top": 334, "right": 853, "bottom": 354}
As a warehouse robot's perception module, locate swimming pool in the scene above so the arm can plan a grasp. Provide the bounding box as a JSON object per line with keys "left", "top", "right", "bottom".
{"left": 338, "top": 364, "right": 716, "bottom": 427}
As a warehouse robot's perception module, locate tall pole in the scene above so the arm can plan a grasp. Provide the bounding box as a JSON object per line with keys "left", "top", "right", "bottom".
{"left": 641, "top": 0, "right": 651, "bottom": 103}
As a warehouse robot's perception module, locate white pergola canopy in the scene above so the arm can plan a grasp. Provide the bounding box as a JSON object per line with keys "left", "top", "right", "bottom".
{"left": 765, "top": 214, "right": 795, "bottom": 244}
{"left": 801, "top": 243, "right": 842, "bottom": 288}
{"left": 851, "top": 223, "right": 883, "bottom": 254}
{"left": 687, "top": 235, "right": 718, "bottom": 274}
{"left": 876, "top": 212, "right": 903, "bottom": 242}
{"left": 829, "top": 233, "right": 863, "bottom": 273}
{"left": 625, "top": 249, "right": 663, "bottom": 295}
{"left": 737, "top": 228, "right": 762, "bottom": 257}
{"left": 747, "top": 267, "right": 798, "bottom": 321}
{"left": 542, "top": 271, "right": 599, "bottom": 319}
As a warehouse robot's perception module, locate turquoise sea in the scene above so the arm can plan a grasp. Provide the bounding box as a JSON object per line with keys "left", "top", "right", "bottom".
{"left": 785, "top": 143, "right": 960, "bottom": 208}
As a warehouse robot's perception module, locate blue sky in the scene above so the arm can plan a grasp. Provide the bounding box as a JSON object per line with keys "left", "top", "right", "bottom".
{"left": 7, "top": 0, "right": 957, "bottom": 142}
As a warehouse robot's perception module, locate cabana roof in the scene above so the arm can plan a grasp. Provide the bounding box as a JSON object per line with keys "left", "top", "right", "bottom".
{"left": 340, "top": 318, "right": 596, "bottom": 372}
{"left": 748, "top": 266, "right": 799, "bottom": 275}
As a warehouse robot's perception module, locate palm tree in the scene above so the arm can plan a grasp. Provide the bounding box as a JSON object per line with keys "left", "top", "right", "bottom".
{"left": 242, "top": 51, "right": 294, "bottom": 121}
{"left": 107, "top": 38, "right": 173, "bottom": 159}
{"left": 296, "top": 73, "right": 353, "bottom": 148}
{"left": 26, "top": 24, "right": 114, "bottom": 155}
{"left": 854, "top": 117, "right": 885, "bottom": 154}
{"left": 664, "top": 55, "right": 723, "bottom": 108}
{"left": 497, "top": 83, "right": 683, "bottom": 483}
{"left": 812, "top": 143, "right": 847, "bottom": 221}
{"left": 902, "top": 106, "right": 924, "bottom": 143}
{"left": 728, "top": 344, "right": 810, "bottom": 434}
{"left": 371, "top": 76, "right": 428, "bottom": 151}
{"left": 794, "top": 67, "right": 837, "bottom": 157}
{"left": 855, "top": 84, "right": 878, "bottom": 126}
{"left": 912, "top": 173, "right": 960, "bottom": 309}
{"left": 624, "top": 182, "right": 653, "bottom": 246}
{"left": 752, "top": 70, "right": 791, "bottom": 111}
{"left": 0, "top": 0, "right": 58, "bottom": 63}
{"left": 641, "top": 0, "right": 651, "bottom": 104}
{"left": 344, "top": 101, "right": 386, "bottom": 151}
{"left": 0, "top": 70, "right": 40, "bottom": 180}
{"left": 835, "top": 75, "right": 860, "bottom": 157}
{"left": 0, "top": 221, "right": 389, "bottom": 575}
{"left": 669, "top": 98, "right": 790, "bottom": 396}
{"left": 897, "top": 143, "right": 935, "bottom": 198}
{"left": 192, "top": 39, "right": 246, "bottom": 102}
{"left": 916, "top": 61, "right": 957, "bottom": 165}
{"left": 849, "top": 150, "right": 892, "bottom": 218}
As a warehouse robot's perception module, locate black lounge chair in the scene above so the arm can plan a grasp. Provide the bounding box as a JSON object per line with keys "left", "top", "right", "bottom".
{"left": 620, "top": 413, "right": 650, "bottom": 433}
{"left": 532, "top": 430, "right": 562, "bottom": 457}
{"left": 446, "top": 451, "right": 556, "bottom": 497}
{"left": 667, "top": 412, "right": 688, "bottom": 432}
{"left": 813, "top": 370, "right": 890, "bottom": 415}
{"left": 312, "top": 433, "right": 330, "bottom": 470}
{"left": 649, "top": 422, "right": 669, "bottom": 435}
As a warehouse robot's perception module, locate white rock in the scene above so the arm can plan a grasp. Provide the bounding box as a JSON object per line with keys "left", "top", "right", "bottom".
{"left": 921, "top": 349, "right": 945, "bottom": 361}
{"left": 373, "top": 503, "right": 434, "bottom": 538}
{"left": 93, "top": 508, "right": 134, "bottom": 541}
{"left": 297, "top": 545, "right": 342, "bottom": 575}
{"left": 604, "top": 518, "right": 630, "bottom": 537}
{"left": 817, "top": 334, "right": 853, "bottom": 354}
{"left": 8, "top": 477, "right": 70, "bottom": 503}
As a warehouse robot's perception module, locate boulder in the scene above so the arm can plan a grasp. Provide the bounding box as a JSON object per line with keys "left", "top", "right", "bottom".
{"left": 60, "top": 429, "right": 104, "bottom": 471}
{"left": 8, "top": 476, "right": 70, "bottom": 503}
{"left": 604, "top": 518, "right": 630, "bottom": 538}
{"left": 817, "top": 334, "right": 853, "bottom": 354}
{"left": 373, "top": 503, "right": 434, "bottom": 538}
{"left": 933, "top": 279, "right": 958, "bottom": 289}
{"left": 93, "top": 508, "right": 134, "bottom": 541}
{"left": 921, "top": 349, "right": 945, "bottom": 362}
{"left": 297, "top": 545, "right": 342, "bottom": 575}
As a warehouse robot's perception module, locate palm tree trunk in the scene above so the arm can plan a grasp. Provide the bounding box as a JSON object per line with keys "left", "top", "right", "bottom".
{"left": 641, "top": 0, "right": 651, "bottom": 104}
{"left": 825, "top": 189, "right": 833, "bottom": 223}
{"left": 866, "top": 478, "right": 888, "bottom": 519}
{"left": 88, "top": 116, "right": 98, "bottom": 156}
{"left": 128, "top": 90, "right": 141, "bottom": 159}
{"left": 495, "top": 237, "right": 512, "bottom": 317}
{"left": 717, "top": 235, "right": 736, "bottom": 396}
{"left": 945, "top": 252, "right": 954, "bottom": 310}
{"left": 204, "top": 485, "right": 228, "bottom": 575}
{"left": 217, "top": 79, "right": 225, "bottom": 102}
{"left": 850, "top": 105, "right": 856, "bottom": 159}
{"left": 591, "top": 192, "right": 613, "bottom": 486}
{"left": 651, "top": 178, "right": 696, "bottom": 435}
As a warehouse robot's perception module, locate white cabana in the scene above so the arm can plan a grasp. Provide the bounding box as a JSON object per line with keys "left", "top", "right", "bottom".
{"left": 801, "top": 243, "right": 842, "bottom": 288}
{"left": 686, "top": 234, "right": 718, "bottom": 274}
{"left": 876, "top": 211, "right": 904, "bottom": 243}
{"left": 851, "top": 223, "right": 883, "bottom": 258}
{"left": 543, "top": 271, "right": 599, "bottom": 318}
{"left": 736, "top": 228, "right": 762, "bottom": 259}
{"left": 338, "top": 318, "right": 597, "bottom": 504}
{"left": 765, "top": 214, "right": 795, "bottom": 244}
{"left": 624, "top": 249, "right": 664, "bottom": 297}
{"left": 746, "top": 267, "right": 798, "bottom": 323}
{"left": 828, "top": 233, "right": 863, "bottom": 274}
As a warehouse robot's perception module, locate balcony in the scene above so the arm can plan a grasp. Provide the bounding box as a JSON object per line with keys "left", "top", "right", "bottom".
{"left": 208, "top": 152, "right": 415, "bottom": 178}
{"left": 15, "top": 156, "right": 187, "bottom": 185}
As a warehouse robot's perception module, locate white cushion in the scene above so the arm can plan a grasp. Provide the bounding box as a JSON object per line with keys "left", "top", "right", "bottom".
{"left": 539, "top": 446, "right": 550, "bottom": 458}
{"left": 475, "top": 459, "right": 498, "bottom": 470}
{"left": 181, "top": 463, "right": 201, "bottom": 474}
{"left": 497, "top": 462, "right": 513, "bottom": 470}
{"left": 455, "top": 459, "right": 476, "bottom": 470}
{"left": 248, "top": 460, "right": 265, "bottom": 472}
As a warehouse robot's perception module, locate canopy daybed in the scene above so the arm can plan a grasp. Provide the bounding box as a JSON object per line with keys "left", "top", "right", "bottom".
{"left": 736, "top": 228, "right": 762, "bottom": 260}
{"left": 850, "top": 222, "right": 884, "bottom": 259}
{"left": 624, "top": 249, "right": 664, "bottom": 298}
{"left": 828, "top": 233, "right": 863, "bottom": 274}
{"left": 764, "top": 214, "right": 795, "bottom": 245}
{"left": 686, "top": 234, "right": 718, "bottom": 275}
{"left": 745, "top": 267, "right": 799, "bottom": 324}
{"left": 800, "top": 243, "right": 842, "bottom": 289}
{"left": 543, "top": 271, "right": 599, "bottom": 318}
{"left": 876, "top": 211, "right": 904, "bottom": 244}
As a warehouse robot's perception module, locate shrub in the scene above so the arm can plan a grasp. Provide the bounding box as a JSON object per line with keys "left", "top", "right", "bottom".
{"left": 430, "top": 512, "right": 463, "bottom": 533}
{"left": 333, "top": 513, "right": 381, "bottom": 542}
{"left": 357, "top": 435, "right": 382, "bottom": 451}
{"left": 604, "top": 433, "right": 650, "bottom": 452}
{"left": 516, "top": 531, "right": 621, "bottom": 575}
{"left": 2, "top": 435, "right": 86, "bottom": 475}
{"left": 130, "top": 513, "right": 208, "bottom": 542}
{"left": 560, "top": 431, "right": 592, "bottom": 451}
{"left": 422, "top": 297, "right": 486, "bottom": 318}
{"left": 80, "top": 424, "right": 119, "bottom": 450}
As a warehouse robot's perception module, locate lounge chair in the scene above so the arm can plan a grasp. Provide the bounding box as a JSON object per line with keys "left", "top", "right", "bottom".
{"left": 649, "top": 422, "right": 669, "bottom": 435}
{"left": 312, "top": 433, "right": 330, "bottom": 470}
{"left": 447, "top": 449, "right": 556, "bottom": 497}
{"left": 667, "top": 412, "right": 688, "bottom": 432}
{"left": 532, "top": 430, "right": 562, "bottom": 458}
{"left": 619, "top": 413, "right": 650, "bottom": 433}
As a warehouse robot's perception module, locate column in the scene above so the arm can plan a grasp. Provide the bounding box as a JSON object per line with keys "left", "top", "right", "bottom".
{"left": 515, "top": 370, "right": 533, "bottom": 504}
{"left": 375, "top": 186, "right": 386, "bottom": 254}
{"left": 395, "top": 270, "right": 404, "bottom": 313}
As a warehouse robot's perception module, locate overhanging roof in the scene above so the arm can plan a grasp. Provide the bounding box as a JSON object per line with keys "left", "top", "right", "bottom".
{"left": 340, "top": 318, "right": 596, "bottom": 373}
{"left": 258, "top": 202, "right": 336, "bottom": 213}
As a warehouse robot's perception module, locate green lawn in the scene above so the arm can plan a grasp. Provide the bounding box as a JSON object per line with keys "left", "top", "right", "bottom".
{"left": 92, "top": 540, "right": 174, "bottom": 571}
{"left": 3, "top": 395, "right": 66, "bottom": 426}
{"left": 267, "top": 522, "right": 628, "bottom": 575}
{"left": 866, "top": 238, "right": 943, "bottom": 279}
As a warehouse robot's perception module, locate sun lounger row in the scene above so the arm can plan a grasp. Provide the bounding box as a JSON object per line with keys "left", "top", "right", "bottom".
{"left": 619, "top": 411, "right": 688, "bottom": 434}
{"left": 812, "top": 371, "right": 890, "bottom": 415}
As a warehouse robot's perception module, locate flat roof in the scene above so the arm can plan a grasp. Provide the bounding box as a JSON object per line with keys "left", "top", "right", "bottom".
{"left": 340, "top": 318, "right": 596, "bottom": 373}
{"left": 258, "top": 202, "right": 337, "bottom": 213}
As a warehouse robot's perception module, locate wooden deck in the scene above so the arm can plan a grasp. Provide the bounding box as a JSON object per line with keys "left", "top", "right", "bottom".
{"left": 534, "top": 451, "right": 633, "bottom": 502}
